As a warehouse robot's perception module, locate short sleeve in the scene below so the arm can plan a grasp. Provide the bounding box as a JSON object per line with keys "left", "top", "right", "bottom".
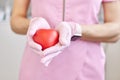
{"left": 102, "top": 0, "right": 117, "bottom": 2}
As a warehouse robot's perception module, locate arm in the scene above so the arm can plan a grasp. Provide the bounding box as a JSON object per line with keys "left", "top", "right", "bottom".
{"left": 81, "top": 1, "right": 120, "bottom": 42}
{"left": 10, "top": 0, "right": 30, "bottom": 35}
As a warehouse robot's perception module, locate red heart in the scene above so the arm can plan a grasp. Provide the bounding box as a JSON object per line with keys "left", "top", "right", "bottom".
{"left": 33, "top": 29, "right": 59, "bottom": 50}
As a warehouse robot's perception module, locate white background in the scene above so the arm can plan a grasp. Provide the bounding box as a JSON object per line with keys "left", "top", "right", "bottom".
{"left": 0, "top": 22, "right": 26, "bottom": 80}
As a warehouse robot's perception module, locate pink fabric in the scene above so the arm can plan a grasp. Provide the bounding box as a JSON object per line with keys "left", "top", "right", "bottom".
{"left": 19, "top": 0, "right": 116, "bottom": 80}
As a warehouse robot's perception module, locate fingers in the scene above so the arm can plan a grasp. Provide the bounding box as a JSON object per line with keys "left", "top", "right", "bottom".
{"left": 44, "top": 59, "right": 52, "bottom": 67}
{"left": 42, "top": 43, "right": 65, "bottom": 56}
{"left": 59, "top": 29, "right": 71, "bottom": 46}
{"left": 41, "top": 51, "right": 61, "bottom": 66}
{"left": 28, "top": 17, "right": 51, "bottom": 36}
{"left": 27, "top": 17, "right": 52, "bottom": 55}
{"left": 27, "top": 37, "right": 42, "bottom": 54}
{"left": 41, "top": 51, "right": 61, "bottom": 63}
{"left": 56, "top": 22, "right": 71, "bottom": 46}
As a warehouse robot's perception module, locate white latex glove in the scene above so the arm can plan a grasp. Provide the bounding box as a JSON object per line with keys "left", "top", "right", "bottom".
{"left": 27, "top": 17, "right": 50, "bottom": 55}
{"left": 41, "top": 22, "right": 82, "bottom": 66}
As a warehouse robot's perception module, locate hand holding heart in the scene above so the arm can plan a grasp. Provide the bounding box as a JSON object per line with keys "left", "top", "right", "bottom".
{"left": 27, "top": 17, "right": 67, "bottom": 66}
{"left": 27, "top": 17, "right": 50, "bottom": 55}
{"left": 27, "top": 17, "right": 82, "bottom": 66}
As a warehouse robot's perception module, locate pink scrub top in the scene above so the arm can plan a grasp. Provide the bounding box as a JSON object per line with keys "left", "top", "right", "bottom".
{"left": 19, "top": 0, "right": 116, "bottom": 80}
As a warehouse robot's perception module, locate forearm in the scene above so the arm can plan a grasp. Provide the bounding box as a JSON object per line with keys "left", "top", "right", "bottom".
{"left": 81, "top": 22, "right": 120, "bottom": 42}
{"left": 10, "top": 0, "right": 30, "bottom": 35}
{"left": 10, "top": 16, "right": 30, "bottom": 35}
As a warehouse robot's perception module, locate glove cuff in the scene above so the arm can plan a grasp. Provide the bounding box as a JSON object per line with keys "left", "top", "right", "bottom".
{"left": 74, "top": 23, "right": 82, "bottom": 37}
{"left": 68, "top": 22, "right": 82, "bottom": 37}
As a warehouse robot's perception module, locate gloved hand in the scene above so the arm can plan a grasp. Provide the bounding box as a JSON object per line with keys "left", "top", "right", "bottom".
{"left": 27, "top": 17, "right": 50, "bottom": 55}
{"left": 56, "top": 22, "right": 82, "bottom": 45}
{"left": 41, "top": 42, "right": 68, "bottom": 66}
{"left": 41, "top": 22, "right": 82, "bottom": 66}
{"left": 27, "top": 17, "right": 65, "bottom": 66}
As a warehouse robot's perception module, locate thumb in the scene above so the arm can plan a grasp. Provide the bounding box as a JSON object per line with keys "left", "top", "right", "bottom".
{"left": 59, "top": 27, "right": 71, "bottom": 46}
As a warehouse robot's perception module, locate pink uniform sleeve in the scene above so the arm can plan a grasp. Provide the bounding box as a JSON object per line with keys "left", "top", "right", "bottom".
{"left": 102, "top": 0, "right": 117, "bottom": 2}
